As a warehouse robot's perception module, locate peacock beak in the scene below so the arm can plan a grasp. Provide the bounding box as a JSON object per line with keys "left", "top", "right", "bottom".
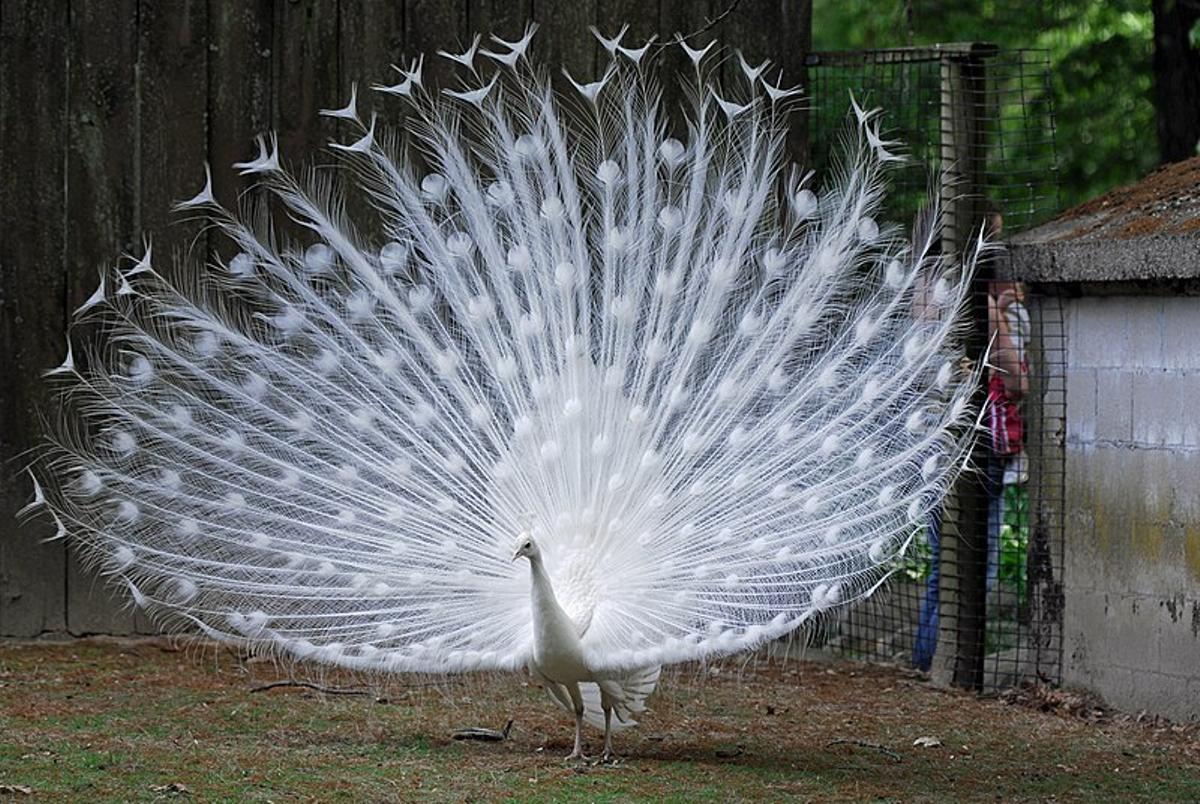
{"left": 512, "top": 549, "right": 522, "bottom": 562}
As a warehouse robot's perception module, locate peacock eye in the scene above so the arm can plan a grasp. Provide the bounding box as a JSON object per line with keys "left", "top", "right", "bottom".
{"left": 524, "top": 542, "right": 531, "bottom": 549}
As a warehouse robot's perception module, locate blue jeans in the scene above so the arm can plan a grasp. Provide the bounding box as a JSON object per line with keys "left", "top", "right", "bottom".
{"left": 913, "top": 508, "right": 942, "bottom": 672}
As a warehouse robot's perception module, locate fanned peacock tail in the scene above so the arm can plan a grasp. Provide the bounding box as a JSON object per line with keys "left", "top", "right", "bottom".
{"left": 25, "top": 24, "right": 983, "bottom": 676}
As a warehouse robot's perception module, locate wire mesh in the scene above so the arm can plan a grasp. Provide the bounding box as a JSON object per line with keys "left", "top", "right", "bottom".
{"left": 802, "top": 45, "right": 1066, "bottom": 690}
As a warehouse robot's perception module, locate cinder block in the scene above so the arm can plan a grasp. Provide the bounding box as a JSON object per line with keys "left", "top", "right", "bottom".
{"left": 1065, "top": 367, "right": 1097, "bottom": 444}
{"left": 1094, "top": 369, "right": 1133, "bottom": 443}
{"left": 1124, "top": 297, "right": 1166, "bottom": 368}
{"left": 1070, "top": 297, "right": 1126, "bottom": 369}
{"left": 1131, "top": 370, "right": 1186, "bottom": 447}
{"left": 1181, "top": 372, "right": 1200, "bottom": 449}
{"left": 1161, "top": 298, "right": 1200, "bottom": 371}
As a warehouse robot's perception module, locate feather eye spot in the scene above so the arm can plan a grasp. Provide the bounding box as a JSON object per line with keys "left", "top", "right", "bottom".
{"left": 486, "top": 181, "right": 515, "bottom": 207}
{"left": 761, "top": 247, "right": 787, "bottom": 274}
{"left": 922, "top": 455, "right": 940, "bottom": 481}
{"left": 228, "top": 252, "right": 256, "bottom": 280}
{"left": 792, "top": 189, "right": 818, "bottom": 219}
{"left": 554, "top": 261, "right": 576, "bottom": 287}
{"left": 657, "top": 205, "right": 682, "bottom": 232}
{"left": 159, "top": 469, "right": 181, "bottom": 490}
{"left": 127, "top": 355, "right": 154, "bottom": 385}
{"left": 110, "top": 429, "right": 137, "bottom": 457}
{"left": 857, "top": 216, "right": 879, "bottom": 242}
{"left": 167, "top": 404, "right": 192, "bottom": 429}
{"left": 420, "top": 173, "right": 448, "bottom": 202}
{"left": 379, "top": 241, "right": 409, "bottom": 274}
{"left": 514, "top": 134, "right": 543, "bottom": 157}
{"left": 445, "top": 231, "right": 474, "bottom": 258}
{"left": 192, "top": 330, "right": 220, "bottom": 358}
{"left": 596, "top": 159, "right": 621, "bottom": 185}
{"left": 77, "top": 469, "right": 103, "bottom": 497}
{"left": 304, "top": 243, "right": 336, "bottom": 275}
{"left": 111, "top": 544, "right": 136, "bottom": 570}
{"left": 855, "top": 447, "right": 875, "bottom": 469}
{"left": 172, "top": 577, "right": 198, "bottom": 603}
{"left": 658, "top": 138, "right": 685, "bottom": 168}
{"left": 113, "top": 500, "right": 138, "bottom": 527}
{"left": 540, "top": 196, "right": 566, "bottom": 220}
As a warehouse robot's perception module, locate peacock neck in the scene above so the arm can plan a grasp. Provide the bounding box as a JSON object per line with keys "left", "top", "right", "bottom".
{"left": 528, "top": 556, "right": 562, "bottom": 615}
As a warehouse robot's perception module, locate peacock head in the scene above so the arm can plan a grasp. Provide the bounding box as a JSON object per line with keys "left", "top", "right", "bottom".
{"left": 511, "top": 531, "right": 540, "bottom": 562}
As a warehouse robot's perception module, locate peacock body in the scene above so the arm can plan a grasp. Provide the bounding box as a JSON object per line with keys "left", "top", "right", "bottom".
{"left": 26, "top": 24, "right": 981, "bottom": 758}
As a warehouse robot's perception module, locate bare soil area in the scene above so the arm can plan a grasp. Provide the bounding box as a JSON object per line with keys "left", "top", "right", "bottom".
{"left": 1, "top": 638, "right": 1197, "bottom": 801}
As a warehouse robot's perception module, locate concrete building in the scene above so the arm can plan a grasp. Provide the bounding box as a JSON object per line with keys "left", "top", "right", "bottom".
{"left": 1004, "top": 156, "right": 1200, "bottom": 721}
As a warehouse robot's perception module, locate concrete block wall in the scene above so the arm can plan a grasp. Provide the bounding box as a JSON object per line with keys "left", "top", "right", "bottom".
{"left": 1062, "top": 295, "right": 1200, "bottom": 721}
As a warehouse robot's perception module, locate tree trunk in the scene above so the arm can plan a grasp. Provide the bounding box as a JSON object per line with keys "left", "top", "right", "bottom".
{"left": 1153, "top": 0, "right": 1200, "bottom": 163}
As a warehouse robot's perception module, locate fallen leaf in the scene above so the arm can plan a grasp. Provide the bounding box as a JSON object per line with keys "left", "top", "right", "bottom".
{"left": 0, "top": 785, "right": 32, "bottom": 795}
{"left": 913, "top": 736, "right": 942, "bottom": 748}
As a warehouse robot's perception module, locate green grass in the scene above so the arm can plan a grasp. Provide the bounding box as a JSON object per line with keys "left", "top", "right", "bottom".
{"left": 0, "top": 639, "right": 1197, "bottom": 802}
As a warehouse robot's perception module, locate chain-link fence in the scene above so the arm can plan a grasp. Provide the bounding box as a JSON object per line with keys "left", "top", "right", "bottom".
{"left": 802, "top": 44, "right": 1065, "bottom": 691}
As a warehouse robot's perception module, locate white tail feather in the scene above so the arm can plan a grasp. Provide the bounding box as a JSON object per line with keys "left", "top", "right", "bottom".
{"left": 29, "top": 30, "right": 981, "bottom": 682}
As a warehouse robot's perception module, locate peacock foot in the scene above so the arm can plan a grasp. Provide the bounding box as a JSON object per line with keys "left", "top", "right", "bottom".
{"left": 565, "top": 749, "right": 589, "bottom": 761}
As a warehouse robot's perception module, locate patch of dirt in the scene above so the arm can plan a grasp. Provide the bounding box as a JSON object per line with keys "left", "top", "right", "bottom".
{"left": 1, "top": 638, "right": 1198, "bottom": 801}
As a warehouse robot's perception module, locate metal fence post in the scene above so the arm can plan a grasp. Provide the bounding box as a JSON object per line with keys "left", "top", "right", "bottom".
{"left": 931, "top": 44, "right": 995, "bottom": 690}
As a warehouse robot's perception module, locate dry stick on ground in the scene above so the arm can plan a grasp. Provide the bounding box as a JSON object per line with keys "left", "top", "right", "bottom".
{"left": 249, "top": 680, "right": 375, "bottom": 696}
{"left": 249, "top": 678, "right": 466, "bottom": 695}
{"left": 825, "top": 738, "right": 903, "bottom": 762}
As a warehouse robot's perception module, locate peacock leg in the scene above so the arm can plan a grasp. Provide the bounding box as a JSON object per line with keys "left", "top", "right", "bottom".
{"left": 566, "top": 683, "right": 588, "bottom": 760}
{"left": 599, "top": 688, "right": 615, "bottom": 760}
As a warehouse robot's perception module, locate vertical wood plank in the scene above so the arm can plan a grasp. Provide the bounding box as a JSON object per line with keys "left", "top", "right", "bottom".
{"left": 717, "top": 0, "right": 810, "bottom": 164}
{"left": 209, "top": 1, "right": 274, "bottom": 206}
{"left": 339, "top": 0, "right": 406, "bottom": 242}
{"left": 0, "top": 0, "right": 70, "bottom": 637}
{"left": 533, "top": 0, "right": 596, "bottom": 90}
{"left": 468, "top": 0, "right": 531, "bottom": 43}
{"left": 404, "top": 0, "right": 468, "bottom": 90}
{"left": 136, "top": 0, "right": 210, "bottom": 633}
{"left": 659, "top": 0, "right": 715, "bottom": 137}
{"left": 340, "top": 0, "right": 406, "bottom": 98}
{"left": 64, "top": 0, "right": 140, "bottom": 635}
{"left": 275, "top": 0, "right": 341, "bottom": 164}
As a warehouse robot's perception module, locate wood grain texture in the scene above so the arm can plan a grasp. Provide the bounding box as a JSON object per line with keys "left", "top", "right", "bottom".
{"left": 275, "top": 0, "right": 340, "bottom": 165}
{"left": 63, "top": 0, "right": 140, "bottom": 635}
{"left": 0, "top": 0, "right": 70, "bottom": 637}
{"left": 209, "top": 0, "right": 274, "bottom": 208}
{"left": 0, "top": 0, "right": 817, "bottom": 636}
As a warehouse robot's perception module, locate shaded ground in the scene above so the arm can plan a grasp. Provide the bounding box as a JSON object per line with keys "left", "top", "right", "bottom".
{"left": 1, "top": 639, "right": 1197, "bottom": 802}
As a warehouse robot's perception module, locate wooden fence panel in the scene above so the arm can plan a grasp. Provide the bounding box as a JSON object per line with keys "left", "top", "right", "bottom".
{"left": 0, "top": 0, "right": 71, "bottom": 637}
{"left": 63, "top": 0, "right": 140, "bottom": 635}
{"left": 0, "top": 0, "right": 811, "bottom": 636}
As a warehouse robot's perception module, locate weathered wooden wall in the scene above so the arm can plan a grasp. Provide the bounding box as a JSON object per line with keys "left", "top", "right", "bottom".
{"left": 0, "top": 0, "right": 812, "bottom": 637}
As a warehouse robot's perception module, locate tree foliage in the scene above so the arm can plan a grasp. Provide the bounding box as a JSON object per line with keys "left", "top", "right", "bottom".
{"left": 813, "top": 0, "right": 1157, "bottom": 211}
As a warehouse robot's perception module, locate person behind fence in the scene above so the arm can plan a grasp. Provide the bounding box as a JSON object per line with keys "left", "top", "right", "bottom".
{"left": 987, "top": 274, "right": 1029, "bottom": 605}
